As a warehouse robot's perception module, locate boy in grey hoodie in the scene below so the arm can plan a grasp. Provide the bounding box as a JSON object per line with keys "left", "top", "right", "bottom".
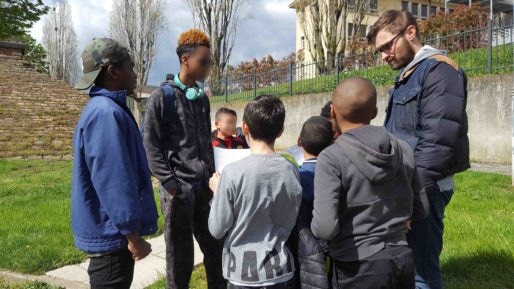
{"left": 209, "top": 95, "right": 302, "bottom": 289}
{"left": 312, "top": 77, "right": 429, "bottom": 289}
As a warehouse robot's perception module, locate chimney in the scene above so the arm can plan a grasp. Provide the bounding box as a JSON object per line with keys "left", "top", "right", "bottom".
{"left": 0, "top": 41, "right": 26, "bottom": 59}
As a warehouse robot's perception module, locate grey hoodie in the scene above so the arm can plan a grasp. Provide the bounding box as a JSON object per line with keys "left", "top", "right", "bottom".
{"left": 311, "top": 125, "right": 428, "bottom": 262}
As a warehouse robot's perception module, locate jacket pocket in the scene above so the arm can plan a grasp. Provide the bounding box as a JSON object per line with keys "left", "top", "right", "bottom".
{"left": 392, "top": 89, "right": 420, "bottom": 131}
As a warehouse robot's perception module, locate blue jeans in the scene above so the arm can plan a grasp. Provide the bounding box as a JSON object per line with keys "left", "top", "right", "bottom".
{"left": 407, "top": 188, "right": 454, "bottom": 289}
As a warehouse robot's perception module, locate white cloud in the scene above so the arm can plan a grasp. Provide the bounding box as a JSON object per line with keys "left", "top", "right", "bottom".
{"left": 30, "top": 0, "right": 296, "bottom": 86}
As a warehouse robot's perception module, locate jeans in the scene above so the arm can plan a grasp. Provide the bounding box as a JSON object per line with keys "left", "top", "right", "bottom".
{"left": 88, "top": 248, "right": 134, "bottom": 289}
{"left": 161, "top": 182, "right": 226, "bottom": 289}
{"left": 331, "top": 245, "right": 414, "bottom": 289}
{"left": 407, "top": 189, "right": 454, "bottom": 289}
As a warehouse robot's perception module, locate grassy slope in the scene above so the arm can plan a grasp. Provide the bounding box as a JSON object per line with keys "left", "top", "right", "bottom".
{"left": 211, "top": 44, "right": 513, "bottom": 104}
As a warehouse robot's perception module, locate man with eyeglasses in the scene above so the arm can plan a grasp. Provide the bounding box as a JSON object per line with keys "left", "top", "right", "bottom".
{"left": 143, "top": 29, "right": 226, "bottom": 289}
{"left": 367, "top": 10, "right": 469, "bottom": 289}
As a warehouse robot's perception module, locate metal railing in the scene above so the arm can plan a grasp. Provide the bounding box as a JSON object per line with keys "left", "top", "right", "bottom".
{"left": 212, "top": 22, "right": 513, "bottom": 103}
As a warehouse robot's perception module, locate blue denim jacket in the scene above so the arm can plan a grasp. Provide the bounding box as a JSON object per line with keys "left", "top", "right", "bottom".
{"left": 71, "top": 86, "right": 158, "bottom": 254}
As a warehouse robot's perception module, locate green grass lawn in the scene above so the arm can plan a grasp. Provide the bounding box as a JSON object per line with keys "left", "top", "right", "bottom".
{"left": 0, "top": 159, "right": 163, "bottom": 274}
{"left": 0, "top": 159, "right": 513, "bottom": 289}
{"left": 147, "top": 171, "right": 514, "bottom": 289}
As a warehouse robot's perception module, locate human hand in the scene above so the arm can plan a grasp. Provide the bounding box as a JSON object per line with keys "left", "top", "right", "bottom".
{"left": 126, "top": 233, "right": 152, "bottom": 261}
{"left": 209, "top": 172, "right": 221, "bottom": 196}
{"left": 404, "top": 220, "right": 412, "bottom": 231}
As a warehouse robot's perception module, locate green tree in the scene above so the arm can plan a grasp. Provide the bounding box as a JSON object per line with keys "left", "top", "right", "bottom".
{"left": 19, "top": 34, "right": 49, "bottom": 73}
{"left": 0, "top": 0, "right": 49, "bottom": 40}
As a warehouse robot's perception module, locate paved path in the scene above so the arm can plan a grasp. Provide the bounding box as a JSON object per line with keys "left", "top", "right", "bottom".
{"left": 45, "top": 236, "right": 203, "bottom": 289}
{"left": 470, "top": 162, "right": 510, "bottom": 175}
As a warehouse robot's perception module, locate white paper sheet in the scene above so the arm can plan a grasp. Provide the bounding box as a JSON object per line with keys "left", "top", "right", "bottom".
{"left": 214, "top": 147, "right": 251, "bottom": 173}
{"left": 287, "top": 144, "right": 304, "bottom": 166}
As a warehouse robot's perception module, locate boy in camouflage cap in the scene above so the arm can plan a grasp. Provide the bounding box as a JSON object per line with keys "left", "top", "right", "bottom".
{"left": 72, "top": 38, "right": 158, "bottom": 289}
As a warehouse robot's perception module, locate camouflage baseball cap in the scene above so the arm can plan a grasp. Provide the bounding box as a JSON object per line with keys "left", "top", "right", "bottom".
{"left": 76, "top": 38, "right": 131, "bottom": 90}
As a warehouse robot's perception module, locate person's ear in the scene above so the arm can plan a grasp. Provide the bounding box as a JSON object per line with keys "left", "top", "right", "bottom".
{"left": 330, "top": 105, "right": 337, "bottom": 121}
{"left": 371, "top": 107, "right": 378, "bottom": 120}
{"left": 406, "top": 25, "right": 417, "bottom": 42}
{"left": 181, "top": 54, "right": 189, "bottom": 66}
{"left": 106, "top": 64, "right": 118, "bottom": 80}
{"left": 242, "top": 121, "right": 250, "bottom": 136}
{"left": 297, "top": 136, "right": 302, "bottom": 147}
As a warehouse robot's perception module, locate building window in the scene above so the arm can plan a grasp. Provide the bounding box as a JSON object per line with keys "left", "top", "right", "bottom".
{"left": 301, "top": 36, "right": 305, "bottom": 49}
{"left": 421, "top": 4, "right": 428, "bottom": 18}
{"left": 412, "top": 3, "right": 419, "bottom": 17}
{"left": 369, "top": 0, "right": 378, "bottom": 11}
{"left": 430, "top": 6, "right": 437, "bottom": 16}
{"left": 402, "top": 1, "right": 409, "bottom": 11}
{"left": 348, "top": 23, "right": 367, "bottom": 38}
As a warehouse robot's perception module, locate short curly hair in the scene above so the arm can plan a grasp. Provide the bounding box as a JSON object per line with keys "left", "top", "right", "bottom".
{"left": 176, "top": 29, "right": 210, "bottom": 62}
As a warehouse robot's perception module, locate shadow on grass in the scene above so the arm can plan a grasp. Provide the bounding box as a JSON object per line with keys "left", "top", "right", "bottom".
{"left": 442, "top": 250, "right": 514, "bottom": 289}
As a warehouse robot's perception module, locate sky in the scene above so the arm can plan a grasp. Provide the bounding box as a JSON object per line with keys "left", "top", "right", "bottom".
{"left": 30, "top": 0, "right": 297, "bottom": 86}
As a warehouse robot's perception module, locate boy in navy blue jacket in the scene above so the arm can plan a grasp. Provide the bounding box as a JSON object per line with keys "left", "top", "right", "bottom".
{"left": 72, "top": 38, "right": 158, "bottom": 289}
{"left": 295, "top": 116, "right": 334, "bottom": 289}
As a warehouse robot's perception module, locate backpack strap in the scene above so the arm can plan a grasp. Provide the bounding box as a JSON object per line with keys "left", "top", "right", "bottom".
{"left": 140, "top": 82, "right": 177, "bottom": 138}
{"left": 161, "top": 82, "right": 177, "bottom": 121}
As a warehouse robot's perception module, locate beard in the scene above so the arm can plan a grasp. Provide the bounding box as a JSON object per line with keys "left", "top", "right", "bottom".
{"left": 387, "top": 42, "right": 416, "bottom": 70}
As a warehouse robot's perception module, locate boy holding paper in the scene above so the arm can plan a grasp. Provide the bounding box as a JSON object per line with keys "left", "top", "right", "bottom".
{"left": 209, "top": 95, "right": 302, "bottom": 289}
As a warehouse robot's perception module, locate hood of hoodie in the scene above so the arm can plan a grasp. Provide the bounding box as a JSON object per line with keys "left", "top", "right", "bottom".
{"left": 338, "top": 126, "right": 402, "bottom": 184}
{"left": 399, "top": 45, "right": 447, "bottom": 81}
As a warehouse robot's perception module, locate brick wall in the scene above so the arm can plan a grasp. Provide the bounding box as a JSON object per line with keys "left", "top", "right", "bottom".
{"left": 0, "top": 42, "right": 87, "bottom": 158}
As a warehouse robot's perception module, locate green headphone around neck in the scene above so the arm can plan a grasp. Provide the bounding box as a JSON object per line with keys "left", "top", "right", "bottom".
{"left": 174, "top": 74, "right": 204, "bottom": 101}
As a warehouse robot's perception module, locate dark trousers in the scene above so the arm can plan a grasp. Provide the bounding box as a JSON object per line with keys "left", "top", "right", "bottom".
{"left": 227, "top": 276, "right": 298, "bottom": 289}
{"left": 161, "top": 183, "right": 226, "bottom": 289}
{"left": 332, "top": 245, "right": 414, "bottom": 289}
{"left": 407, "top": 189, "right": 453, "bottom": 289}
{"left": 88, "top": 248, "right": 134, "bottom": 289}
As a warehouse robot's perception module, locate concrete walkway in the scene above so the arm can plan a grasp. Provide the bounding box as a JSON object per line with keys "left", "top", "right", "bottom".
{"left": 45, "top": 236, "right": 203, "bottom": 289}
{"left": 470, "top": 162, "right": 510, "bottom": 175}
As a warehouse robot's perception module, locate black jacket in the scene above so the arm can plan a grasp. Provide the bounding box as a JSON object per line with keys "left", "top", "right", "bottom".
{"left": 385, "top": 53, "right": 470, "bottom": 194}
{"left": 143, "top": 80, "right": 214, "bottom": 194}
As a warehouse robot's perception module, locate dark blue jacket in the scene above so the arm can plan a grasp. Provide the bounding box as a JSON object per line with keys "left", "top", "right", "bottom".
{"left": 385, "top": 53, "right": 470, "bottom": 193}
{"left": 71, "top": 87, "right": 158, "bottom": 254}
{"left": 295, "top": 160, "right": 330, "bottom": 289}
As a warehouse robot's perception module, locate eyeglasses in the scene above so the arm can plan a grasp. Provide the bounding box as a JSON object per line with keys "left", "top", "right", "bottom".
{"left": 375, "top": 27, "right": 408, "bottom": 54}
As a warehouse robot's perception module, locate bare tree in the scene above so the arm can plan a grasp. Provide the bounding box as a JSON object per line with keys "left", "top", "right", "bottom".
{"left": 348, "top": 0, "right": 374, "bottom": 54}
{"left": 184, "top": 0, "right": 246, "bottom": 95}
{"left": 299, "top": 0, "right": 348, "bottom": 73}
{"left": 110, "top": 0, "right": 167, "bottom": 99}
{"left": 42, "top": 0, "right": 79, "bottom": 85}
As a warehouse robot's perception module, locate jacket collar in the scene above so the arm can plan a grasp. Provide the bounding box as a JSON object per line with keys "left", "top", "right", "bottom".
{"left": 89, "top": 86, "right": 128, "bottom": 106}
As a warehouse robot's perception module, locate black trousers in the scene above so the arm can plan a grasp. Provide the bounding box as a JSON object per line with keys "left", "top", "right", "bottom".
{"left": 332, "top": 245, "right": 414, "bottom": 289}
{"left": 88, "top": 247, "right": 135, "bottom": 289}
{"left": 161, "top": 182, "right": 226, "bottom": 289}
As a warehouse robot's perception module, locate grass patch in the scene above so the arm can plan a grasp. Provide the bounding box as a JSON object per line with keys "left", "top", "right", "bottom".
{"left": 147, "top": 171, "right": 514, "bottom": 289}
{"left": 0, "top": 159, "right": 163, "bottom": 274}
{"left": 211, "top": 44, "right": 513, "bottom": 103}
{"left": 1, "top": 159, "right": 512, "bottom": 288}
{"left": 0, "top": 278, "right": 63, "bottom": 289}
{"left": 145, "top": 265, "right": 206, "bottom": 289}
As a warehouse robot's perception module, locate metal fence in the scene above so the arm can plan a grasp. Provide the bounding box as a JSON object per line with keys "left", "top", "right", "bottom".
{"left": 212, "top": 22, "right": 513, "bottom": 103}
